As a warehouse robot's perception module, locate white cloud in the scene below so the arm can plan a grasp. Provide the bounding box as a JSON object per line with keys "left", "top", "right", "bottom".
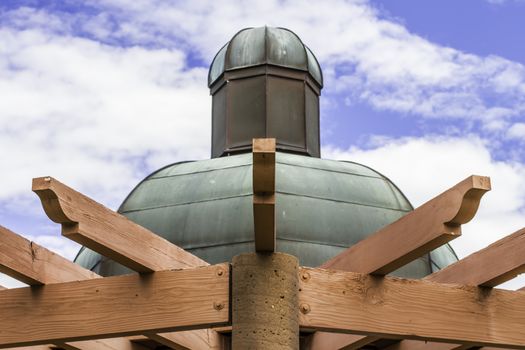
{"left": 325, "top": 136, "right": 525, "bottom": 289}
{"left": 0, "top": 25, "right": 210, "bottom": 207}
{"left": 67, "top": 0, "right": 525, "bottom": 123}
{"left": 508, "top": 122, "right": 525, "bottom": 140}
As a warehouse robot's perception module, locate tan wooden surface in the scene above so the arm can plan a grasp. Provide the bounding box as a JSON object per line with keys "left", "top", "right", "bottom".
{"left": 252, "top": 138, "right": 276, "bottom": 252}
{"left": 305, "top": 333, "right": 379, "bottom": 350}
{"left": 32, "top": 177, "right": 223, "bottom": 348}
{"left": 56, "top": 338, "right": 150, "bottom": 350}
{"left": 0, "top": 225, "right": 98, "bottom": 285}
{"left": 32, "top": 177, "right": 207, "bottom": 273}
{"left": 0, "top": 264, "right": 229, "bottom": 348}
{"left": 0, "top": 226, "right": 150, "bottom": 350}
{"left": 321, "top": 175, "right": 490, "bottom": 274}
{"left": 383, "top": 227, "right": 525, "bottom": 350}
{"left": 309, "top": 176, "right": 490, "bottom": 350}
{"left": 145, "top": 329, "right": 224, "bottom": 350}
{"left": 426, "top": 227, "right": 525, "bottom": 287}
{"left": 299, "top": 267, "right": 525, "bottom": 348}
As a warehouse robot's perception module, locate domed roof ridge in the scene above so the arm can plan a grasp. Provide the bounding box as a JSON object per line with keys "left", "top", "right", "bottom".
{"left": 208, "top": 26, "right": 323, "bottom": 87}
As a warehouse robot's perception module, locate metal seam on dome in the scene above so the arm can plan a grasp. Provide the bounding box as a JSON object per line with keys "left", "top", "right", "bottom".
{"left": 146, "top": 163, "right": 252, "bottom": 181}
{"left": 276, "top": 191, "right": 412, "bottom": 212}
{"left": 120, "top": 191, "right": 411, "bottom": 215}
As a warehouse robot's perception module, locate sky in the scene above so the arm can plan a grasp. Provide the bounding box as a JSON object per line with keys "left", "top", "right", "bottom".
{"left": 0, "top": 0, "right": 524, "bottom": 289}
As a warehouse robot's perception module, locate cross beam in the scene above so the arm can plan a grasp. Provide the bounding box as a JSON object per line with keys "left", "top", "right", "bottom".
{"left": 309, "top": 175, "right": 491, "bottom": 349}
{"left": 384, "top": 227, "right": 525, "bottom": 350}
{"left": 0, "top": 264, "right": 230, "bottom": 348}
{"left": 299, "top": 267, "right": 525, "bottom": 349}
{"left": 32, "top": 177, "right": 224, "bottom": 348}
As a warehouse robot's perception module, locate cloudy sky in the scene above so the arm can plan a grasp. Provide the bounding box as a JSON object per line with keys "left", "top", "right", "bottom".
{"left": 0, "top": 0, "right": 524, "bottom": 289}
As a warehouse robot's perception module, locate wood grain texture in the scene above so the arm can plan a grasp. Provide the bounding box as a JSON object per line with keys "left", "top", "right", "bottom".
{"left": 32, "top": 177, "right": 223, "bottom": 348}
{"left": 0, "top": 225, "right": 98, "bottom": 285}
{"left": 0, "top": 264, "right": 230, "bottom": 348}
{"left": 252, "top": 138, "right": 276, "bottom": 252}
{"left": 382, "top": 227, "right": 525, "bottom": 350}
{"left": 145, "top": 329, "right": 223, "bottom": 350}
{"left": 304, "top": 333, "right": 378, "bottom": 350}
{"left": 56, "top": 338, "right": 150, "bottom": 350}
{"left": 426, "top": 227, "right": 525, "bottom": 287}
{"left": 309, "top": 176, "right": 490, "bottom": 350}
{"left": 321, "top": 175, "right": 490, "bottom": 275}
{"left": 32, "top": 177, "right": 207, "bottom": 273}
{"left": 299, "top": 267, "right": 525, "bottom": 348}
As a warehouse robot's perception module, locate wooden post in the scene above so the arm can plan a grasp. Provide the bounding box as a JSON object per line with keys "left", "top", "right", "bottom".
{"left": 232, "top": 253, "right": 299, "bottom": 349}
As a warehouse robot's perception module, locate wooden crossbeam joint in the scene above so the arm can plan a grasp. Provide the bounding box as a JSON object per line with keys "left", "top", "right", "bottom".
{"left": 30, "top": 178, "right": 223, "bottom": 349}
{"left": 309, "top": 175, "right": 491, "bottom": 350}
{"left": 299, "top": 267, "right": 525, "bottom": 349}
{"left": 252, "top": 138, "right": 276, "bottom": 252}
{"left": 321, "top": 175, "right": 491, "bottom": 275}
{"left": 0, "top": 264, "right": 230, "bottom": 348}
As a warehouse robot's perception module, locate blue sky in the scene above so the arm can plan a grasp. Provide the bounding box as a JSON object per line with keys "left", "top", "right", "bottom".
{"left": 0, "top": 0, "right": 524, "bottom": 288}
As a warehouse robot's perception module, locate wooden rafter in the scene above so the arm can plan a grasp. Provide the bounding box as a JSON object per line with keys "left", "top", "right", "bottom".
{"left": 384, "top": 227, "right": 525, "bottom": 350}
{"left": 0, "top": 226, "right": 148, "bottom": 350}
{"left": 0, "top": 225, "right": 98, "bottom": 285}
{"left": 31, "top": 177, "right": 224, "bottom": 349}
{"left": 0, "top": 264, "right": 229, "bottom": 348}
{"left": 252, "top": 138, "right": 276, "bottom": 252}
{"left": 426, "top": 227, "right": 525, "bottom": 287}
{"left": 308, "top": 175, "right": 491, "bottom": 349}
{"left": 32, "top": 177, "right": 207, "bottom": 273}
{"left": 298, "top": 267, "right": 525, "bottom": 348}
{"left": 321, "top": 175, "right": 491, "bottom": 274}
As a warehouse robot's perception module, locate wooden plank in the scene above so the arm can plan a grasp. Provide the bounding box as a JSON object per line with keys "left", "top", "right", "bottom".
{"left": 309, "top": 176, "right": 490, "bottom": 350}
{"left": 0, "top": 225, "right": 98, "bottom": 285}
{"left": 0, "top": 264, "right": 230, "bottom": 348}
{"left": 0, "top": 226, "right": 146, "bottom": 350}
{"left": 299, "top": 267, "right": 525, "bottom": 349}
{"left": 381, "top": 227, "right": 525, "bottom": 350}
{"left": 426, "top": 227, "right": 525, "bottom": 287}
{"left": 252, "top": 138, "right": 276, "bottom": 252}
{"left": 384, "top": 340, "right": 471, "bottom": 350}
{"left": 56, "top": 338, "right": 150, "bottom": 350}
{"left": 321, "top": 175, "right": 490, "bottom": 274}
{"left": 145, "top": 329, "right": 223, "bottom": 350}
{"left": 32, "top": 177, "right": 207, "bottom": 273}
{"left": 32, "top": 178, "right": 224, "bottom": 349}
{"left": 304, "top": 333, "right": 379, "bottom": 350}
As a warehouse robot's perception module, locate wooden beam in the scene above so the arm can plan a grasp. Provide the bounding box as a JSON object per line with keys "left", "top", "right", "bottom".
{"left": 0, "top": 226, "right": 223, "bottom": 349}
{"left": 32, "top": 177, "right": 207, "bottom": 273}
{"left": 145, "top": 329, "right": 223, "bottom": 350}
{"left": 304, "top": 333, "right": 379, "bottom": 350}
{"left": 380, "top": 227, "right": 525, "bottom": 350}
{"left": 0, "top": 264, "right": 230, "bottom": 348}
{"left": 55, "top": 338, "right": 150, "bottom": 350}
{"left": 252, "top": 138, "right": 276, "bottom": 252}
{"left": 0, "top": 226, "right": 146, "bottom": 350}
{"left": 32, "top": 178, "right": 224, "bottom": 349}
{"left": 321, "top": 175, "right": 490, "bottom": 274}
{"left": 308, "top": 175, "right": 490, "bottom": 349}
{"left": 0, "top": 225, "right": 98, "bottom": 285}
{"left": 426, "top": 227, "right": 525, "bottom": 287}
{"left": 299, "top": 267, "right": 525, "bottom": 349}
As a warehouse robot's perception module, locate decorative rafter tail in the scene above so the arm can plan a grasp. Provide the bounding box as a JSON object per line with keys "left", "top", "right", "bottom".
{"left": 320, "top": 175, "right": 490, "bottom": 275}
{"left": 32, "top": 176, "right": 208, "bottom": 273}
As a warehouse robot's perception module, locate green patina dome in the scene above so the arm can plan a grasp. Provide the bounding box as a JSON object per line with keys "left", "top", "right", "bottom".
{"left": 75, "top": 152, "right": 457, "bottom": 277}
{"left": 208, "top": 26, "right": 323, "bottom": 87}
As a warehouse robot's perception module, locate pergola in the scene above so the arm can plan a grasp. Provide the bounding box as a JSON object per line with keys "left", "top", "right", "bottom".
{"left": 0, "top": 138, "right": 524, "bottom": 350}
